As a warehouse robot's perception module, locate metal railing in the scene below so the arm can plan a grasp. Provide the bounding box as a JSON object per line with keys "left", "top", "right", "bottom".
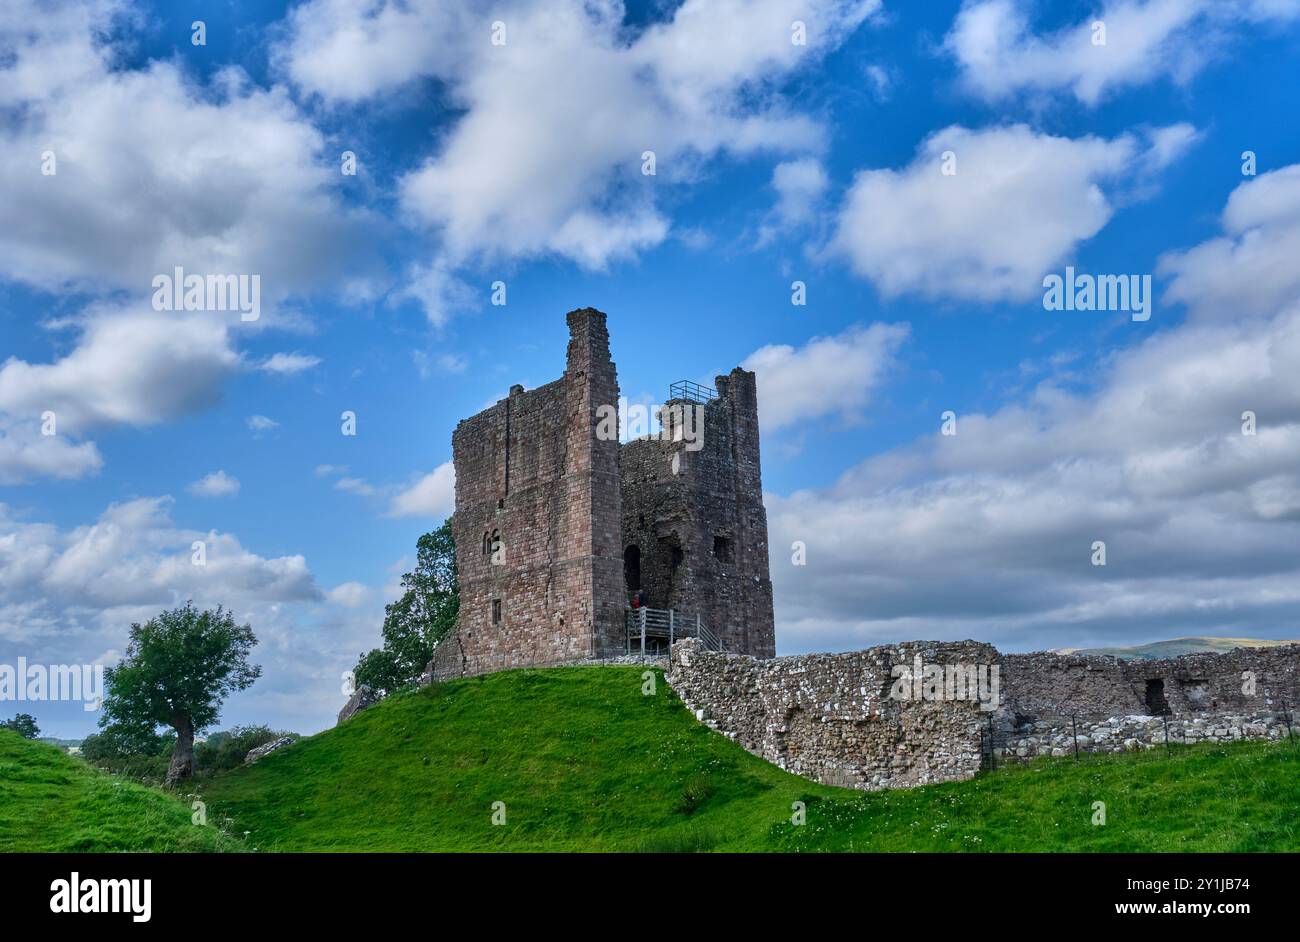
{"left": 668, "top": 380, "right": 716, "bottom": 404}
{"left": 625, "top": 606, "right": 723, "bottom": 656}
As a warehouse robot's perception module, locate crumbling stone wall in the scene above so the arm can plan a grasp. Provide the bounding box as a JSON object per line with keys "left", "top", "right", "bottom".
{"left": 431, "top": 308, "right": 623, "bottom": 679}
{"left": 665, "top": 638, "right": 995, "bottom": 790}
{"left": 998, "top": 653, "right": 1138, "bottom": 718}
{"left": 667, "top": 639, "right": 1300, "bottom": 791}
{"left": 1002, "top": 645, "right": 1300, "bottom": 719}
{"left": 619, "top": 368, "right": 775, "bottom": 657}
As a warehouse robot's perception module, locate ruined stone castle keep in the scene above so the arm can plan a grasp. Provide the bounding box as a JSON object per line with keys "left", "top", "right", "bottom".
{"left": 428, "top": 307, "right": 775, "bottom": 680}
{"left": 620, "top": 367, "right": 775, "bottom": 657}
{"left": 412, "top": 306, "right": 1300, "bottom": 798}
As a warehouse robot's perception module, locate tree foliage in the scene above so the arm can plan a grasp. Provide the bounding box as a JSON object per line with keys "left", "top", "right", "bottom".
{"left": 194, "top": 724, "right": 296, "bottom": 774}
{"left": 79, "top": 726, "right": 172, "bottom": 760}
{"left": 100, "top": 602, "right": 261, "bottom": 783}
{"left": 354, "top": 518, "right": 458, "bottom": 695}
{"left": 1, "top": 713, "right": 40, "bottom": 739}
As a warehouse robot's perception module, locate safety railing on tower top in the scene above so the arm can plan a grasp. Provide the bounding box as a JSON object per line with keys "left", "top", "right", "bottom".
{"left": 625, "top": 607, "right": 722, "bottom": 657}
{"left": 668, "top": 380, "right": 716, "bottom": 404}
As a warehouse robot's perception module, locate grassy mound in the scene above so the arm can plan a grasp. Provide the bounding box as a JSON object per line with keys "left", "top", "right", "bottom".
{"left": 0, "top": 730, "right": 242, "bottom": 852}
{"left": 196, "top": 666, "right": 1300, "bottom": 852}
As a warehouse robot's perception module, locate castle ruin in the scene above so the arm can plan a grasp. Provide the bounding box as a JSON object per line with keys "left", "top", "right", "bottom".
{"left": 428, "top": 307, "right": 775, "bottom": 680}
{"left": 412, "top": 306, "right": 1299, "bottom": 798}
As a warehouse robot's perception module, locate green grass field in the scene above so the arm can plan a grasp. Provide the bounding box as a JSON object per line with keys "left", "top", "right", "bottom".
{"left": 198, "top": 666, "right": 1300, "bottom": 852}
{"left": 5, "top": 665, "right": 1298, "bottom": 852}
{"left": 0, "top": 730, "right": 241, "bottom": 852}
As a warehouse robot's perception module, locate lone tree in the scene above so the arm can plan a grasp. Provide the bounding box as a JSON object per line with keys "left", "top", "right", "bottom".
{"left": 100, "top": 602, "right": 261, "bottom": 784}
{"left": 354, "top": 518, "right": 458, "bottom": 694}
{"left": 1, "top": 713, "right": 40, "bottom": 739}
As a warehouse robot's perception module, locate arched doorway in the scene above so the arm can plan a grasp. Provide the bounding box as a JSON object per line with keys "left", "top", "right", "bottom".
{"left": 623, "top": 545, "right": 642, "bottom": 597}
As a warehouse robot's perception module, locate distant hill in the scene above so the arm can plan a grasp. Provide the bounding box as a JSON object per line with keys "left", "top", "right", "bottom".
{"left": 1055, "top": 637, "right": 1300, "bottom": 661}
{"left": 38, "top": 737, "right": 82, "bottom": 749}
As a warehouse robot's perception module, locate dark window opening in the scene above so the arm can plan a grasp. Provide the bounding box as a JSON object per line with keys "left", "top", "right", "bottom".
{"left": 497, "top": 498, "right": 505, "bottom": 509}
{"left": 1144, "top": 678, "right": 1170, "bottom": 716}
{"left": 713, "top": 535, "right": 733, "bottom": 563}
{"left": 670, "top": 545, "right": 684, "bottom": 571}
{"left": 491, "top": 599, "right": 502, "bottom": 625}
{"left": 623, "top": 545, "right": 641, "bottom": 593}
{"left": 637, "top": 513, "right": 645, "bottom": 528}
{"left": 482, "top": 531, "right": 491, "bottom": 556}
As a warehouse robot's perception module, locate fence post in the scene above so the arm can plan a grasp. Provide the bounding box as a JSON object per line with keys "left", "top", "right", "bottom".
{"left": 988, "top": 714, "right": 996, "bottom": 771}
{"left": 1071, "top": 714, "right": 1079, "bottom": 761}
{"left": 1283, "top": 698, "right": 1294, "bottom": 742}
{"left": 669, "top": 609, "right": 675, "bottom": 655}
{"left": 1163, "top": 714, "right": 1171, "bottom": 753}
{"left": 639, "top": 607, "right": 646, "bottom": 659}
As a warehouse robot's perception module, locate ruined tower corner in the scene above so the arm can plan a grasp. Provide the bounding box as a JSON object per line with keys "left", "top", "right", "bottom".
{"left": 565, "top": 305, "right": 607, "bottom": 330}
{"left": 715, "top": 366, "right": 757, "bottom": 395}
{"left": 564, "top": 307, "right": 612, "bottom": 372}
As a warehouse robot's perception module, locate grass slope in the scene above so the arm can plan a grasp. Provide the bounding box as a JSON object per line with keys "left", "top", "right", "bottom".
{"left": 1056, "top": 636, "right": 1300, "bottom": 660}
{"left": 198, "top": 666, "right": 1300, "bottom": 852}
{"left": 0, "top": 730, "right": 241, "bottom": 852}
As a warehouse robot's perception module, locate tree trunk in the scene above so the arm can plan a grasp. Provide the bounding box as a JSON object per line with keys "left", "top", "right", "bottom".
{"left": 165, "top": 713, "right": 194, "bottom": 785}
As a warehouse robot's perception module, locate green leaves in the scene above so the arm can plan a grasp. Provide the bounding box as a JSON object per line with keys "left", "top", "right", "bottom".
{"left": 354, "top": 518, "right": 458, "bottom": 695}
{"left": 0, "top": 713, "right": 40, "bottom": 739}
{"left": 100, "top": 601, "right": 261, "bottom": 740}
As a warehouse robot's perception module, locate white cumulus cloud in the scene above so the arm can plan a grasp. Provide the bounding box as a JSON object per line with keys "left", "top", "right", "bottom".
{"left": 742, "top": 323, "right": 908, "bottom": 431}
{"left": 188, "top": 470, "right": 241, "bottom": 498}
{"left": 1160, "top": 163, "right": 1300, "bottom": 322}
{"left": 944, "top": 0, "right": 1300, "bottom": 106}
{"left": 387, "top": 462, "right": 456, "bottom": 519}
{"left": 771, "top": 172, "right": 1300, "bottom": 653}
{"left": 830, "top": 123, "right": 1194, "bottom": 302}
{"left": 278, "top": 0, "right": 881, "bottom": 296}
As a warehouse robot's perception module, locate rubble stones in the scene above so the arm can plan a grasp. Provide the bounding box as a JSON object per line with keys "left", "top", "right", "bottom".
{"left": 244, "top": 736, "right": 295, "bottom": 763}
{"left": 336, "top": 684, "right": 378, "bottom": 725}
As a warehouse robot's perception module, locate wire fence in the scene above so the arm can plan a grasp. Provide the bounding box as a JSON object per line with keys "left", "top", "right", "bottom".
{"left": 980, "top": 699, "right": 1297, "bottom": 771}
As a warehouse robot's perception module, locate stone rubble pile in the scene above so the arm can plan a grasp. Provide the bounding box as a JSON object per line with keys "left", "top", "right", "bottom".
{"left": 999, "top": 711, "right": 1293, "bottom": 759}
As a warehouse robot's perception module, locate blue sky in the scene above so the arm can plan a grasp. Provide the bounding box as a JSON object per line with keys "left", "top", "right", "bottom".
{"left": 3, "top": 0, "right": 1300, "bottom": 737}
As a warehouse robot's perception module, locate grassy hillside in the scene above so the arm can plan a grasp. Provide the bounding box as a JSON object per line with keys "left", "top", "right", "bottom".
{"left": 196, "top": 666, "right": 1300, "bottom": 852}
{"left": 0, "top": 730, "right": 242, "bottom": 852}
{"left": 4, "top": 667, "right": 1295, "bottom": 852}
{"left": 1056, "top": 636, "right": 1299, "bottom": 660}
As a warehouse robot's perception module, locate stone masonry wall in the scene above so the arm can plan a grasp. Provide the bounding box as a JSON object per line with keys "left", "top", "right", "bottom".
{"left": 619, "top": 368, "right": 775, "bottom": 657}
{"left": 431, "top": 308, "right": 623, "bottom": 679}
{"left": 431, "top": 309, "right": 776, "bottom": 680}
{"left": 665, "top": 638, "right": 995, "bottom": 790}
{"left": 666, "top": 638, "right": 1300, "bottom": 792}
{"left": 1001, "top": 645, "right": 1300, "bottom": 719}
